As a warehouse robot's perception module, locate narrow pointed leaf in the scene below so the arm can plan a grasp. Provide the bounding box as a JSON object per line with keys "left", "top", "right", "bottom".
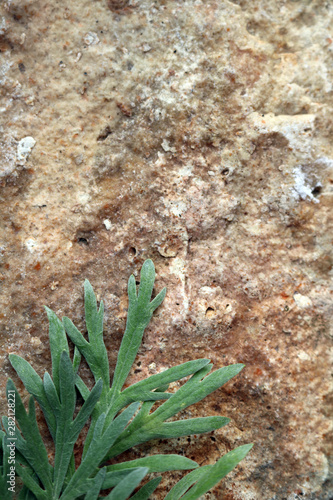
{"left": 0, "top": 432, "right": 14, "bottom": 500}
{"left": 130, "top": 476, "right": 162, "bottom": 500}
{"left": 71, "top": 379, "right": 103, "bottom": 439}
{"left": 118, "top": 359, "right": 211, "bottom": 405}
{"left": 157, "top": 416, "right": 230, "bottom": 439}
{"left": 153, "top": 364, "right": 244, "bottom": 422}
{"left": 101, "top": 469, "right": 143, "bottom": 489}
{"left": 73, "top": 346, "right": 82, "bottom": 374}
{"left": 109, "top": 260, "right": 165, "bottom": 406}
{"left": 8, "top": 354, "right": 56, "bottom": 438}
{"left": 106, "top": 454, "right": 198, "bottom": 474}
{"left": 44, "top": 306, "right": 69, "bottom": 394}
{"left": 84, "top": 279, "right": 104, "bottom": 343}
{"left": 84, "top": 468, "right": 106, "bottom": 500}
{"left": 104, "top": 467, "right": 149, "bottom": 500}
{"left": 15, "top": 462, "right": 48, "bottom": 500}
{"left": 43, "top": 372, "right": 60, "bottom": 413}
{"left": 61, "top": 404, "right": 140, "bottom": 500}
{"left": 149, "top": 287, "right": 166, "bottom": 312}
{"left": 4, "top": 381, "right": 52, "bottom": 495}
{"left": 180, "top": 444, "right": 254, "bottom": 500}
{"left": 164, "top": 466, "right": 211, "bottom": 500}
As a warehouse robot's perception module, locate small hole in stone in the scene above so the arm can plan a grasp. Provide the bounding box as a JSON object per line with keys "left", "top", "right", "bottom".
{"left": 311, "top": 185, "right": 322, "bottom": 196}
{"left": 78, "top": 237, "right": 89, "bottom": 245}
{"left": 129, "top": 247, "right": 136, "bottom": 256}
{"left": 205, "top": 307, "right": 215, "bottom": 318}
{"left": 221, "top": 168, "right": 229, "bottom": 175}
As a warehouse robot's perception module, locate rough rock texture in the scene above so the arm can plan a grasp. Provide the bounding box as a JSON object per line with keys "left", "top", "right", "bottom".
{"left": 0, "top": 0, "right": 332, "bottom": 498}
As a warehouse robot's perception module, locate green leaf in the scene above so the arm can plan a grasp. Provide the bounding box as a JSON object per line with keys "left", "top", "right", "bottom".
{"left": 8, "top": 354, "right": 56, "bottom": 439}
{"left": 65, "top": 261, "right": 167, "bottom": 459}
{"left": 108, "top": 260, "right": 166, "bottom": 407}
{"left": 0, "top": 431, "right": 14, "bottom": 500}
{"left": 130, "top": 476, "right": 162, "bottom": 500}
{"left": 106, "top": 454, "right": 198, "bottom": 474}
{"left": 152, "top": 364, "right": 245, "bottom": 422}
{"left": 62, "top": 316, "right": 109, "bottom": 395}
{"left": 164, "top": 466, "right": 211, "bottom": 500}
{"left": 153, "top": 416, "right": 230, "bottom": 439}
{"left": 3, "top": 380, "right": 52, "bottom": 499}
{"left": 61, "top": 403, "right": 140, "bottom": 500}
{"left": 3, "top": 259, "right": 252, "bottom": 500}
{"left": 100, "top": 469, "right": 143, "bottom": 489}
{"left": 103, "top": 467, "right": 149, "bottom": 500}
{"left": 164, "top": 445, "right": 253, "bottom": 500}
{"left": 15, "top": 461, "right": 48, "bottom": 500}
{"left": 105, "top": 364, "right": 243, "bottom": 459}
{"left": 18, "top": 486, "right": 38, "bottom": 500}
{"left": 52, "top": 352, "right": 102, "bottom": 498}
{"left": 44, "top": 306, "right": 69, "bottom": 394}
{"left": 113, "top": 359, "right": 211, "bottom": 414}
{"left": 84, "top": 468, "right": 106, "bottom": 500}
{"left": 179, "top": 444, "right": 253, "bottom": 500}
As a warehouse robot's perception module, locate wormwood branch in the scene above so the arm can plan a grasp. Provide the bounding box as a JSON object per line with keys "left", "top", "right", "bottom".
{"left": 2, "top": 259, "right": 253, "bottom": 499}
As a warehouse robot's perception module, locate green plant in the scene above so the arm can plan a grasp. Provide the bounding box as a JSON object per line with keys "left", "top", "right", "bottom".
{"left": 1, "top": 259, "right": 252, "bottom": 499}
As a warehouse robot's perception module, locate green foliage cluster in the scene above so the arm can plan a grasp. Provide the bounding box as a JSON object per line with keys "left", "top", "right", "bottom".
{"left": 0, "top": 260, "right": 252, "bottom": 499}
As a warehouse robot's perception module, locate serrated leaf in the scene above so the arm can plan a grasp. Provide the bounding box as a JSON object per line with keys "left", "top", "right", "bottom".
{"left": 114, "top": 359, "right": 211, "bottom": 414}
{"left": 108, "top": 260, "right": 166, "bottom": 408}
{"left": 152, "top": 364, "right": 244, "bottom": 422}
{"left": 52, "top": 352, "right": 102, "bottom": 498}
{"left": 3, "top": 259, "right": 252, "bottom": 500}
{"left": 105, "top": 364, "right": 242, "bottom": 459}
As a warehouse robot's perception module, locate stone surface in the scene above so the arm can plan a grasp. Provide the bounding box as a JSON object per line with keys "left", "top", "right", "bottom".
{"left": 0, "top": 0, "right": 332, "bottom": 498}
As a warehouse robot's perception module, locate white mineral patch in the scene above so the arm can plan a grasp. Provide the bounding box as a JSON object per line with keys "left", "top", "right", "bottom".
{"left": 142, "top": 43, "right": 151, "bottom": 52}
{"left": 161, "top": 139, "right": 176, "bottom": 152}
{"left": 77, "top": 192, "right": 90, "bottom": 204}
{"left": 25, "top": 238, "right": 38, "bottom": 253}
{"left": 17, "top": 136, "right": 36, "bottom": 162}
{"left": 248, "top": 112, "right": 315, "bottom": 156}
{"left": 84, "top": 32, "right": 99, "bottom": 45}
{"left": 293, "top": 292, "right": 313, "bottom": 309}
{"left": 292, "top": 166, "right": 318, "bottom": 203}
{"left": 103, "top": 219, "right": 112, "bottom": 230}
{"left": 298, "top": 351, "right": 311, "bottom": 361}
{"left": 163, "top": 199, "right": 187, "bottom": 217}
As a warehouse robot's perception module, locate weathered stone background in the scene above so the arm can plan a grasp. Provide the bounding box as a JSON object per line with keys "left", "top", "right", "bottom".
{"left": 0, "top": 0, "right": 332, "bottom": 498}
